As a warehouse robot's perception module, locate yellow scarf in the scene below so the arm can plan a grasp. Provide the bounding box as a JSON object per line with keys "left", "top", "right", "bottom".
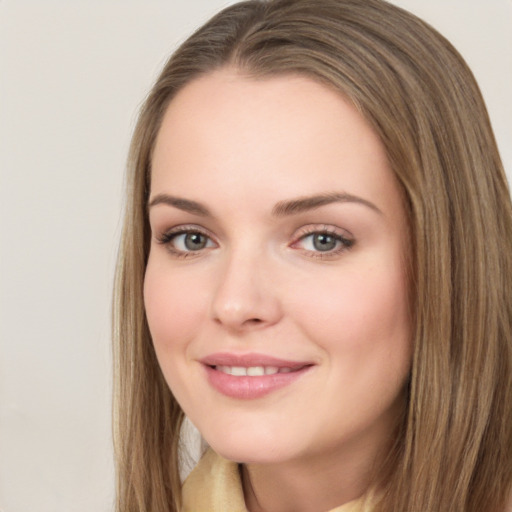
{"left": 182, "top": 449, "right": 372, "bottom": 512}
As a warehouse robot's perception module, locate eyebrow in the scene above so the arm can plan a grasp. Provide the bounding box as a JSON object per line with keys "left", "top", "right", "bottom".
{"left": 148, "top": 191, "right": 382, "bottom": 217}
{"left": 148, "top": 194, "right": 212, "bottom": 216}
{"left": 272, "top": 192, "right": 382, "bottom": 216}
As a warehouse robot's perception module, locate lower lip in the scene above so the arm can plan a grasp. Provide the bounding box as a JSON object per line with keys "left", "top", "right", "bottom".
{"left": 204, "top": 365, "right": 312, "bottom": 399}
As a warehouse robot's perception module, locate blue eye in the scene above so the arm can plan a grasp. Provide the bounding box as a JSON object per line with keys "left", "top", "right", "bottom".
{"left": 296, "top": 230, "right": 354, "bottom": 255}
{"left": 308, "top": 233, "right": 339, "bottom": 251}
{"left": 158, "top": 228, "right": 216, "bottom": 255}
{"left": 173, "top": 232, "right": 212, "bottom": 251}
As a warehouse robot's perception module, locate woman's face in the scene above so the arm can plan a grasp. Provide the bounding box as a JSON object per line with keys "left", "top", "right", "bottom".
{"left": 145, "top": 69, "right": 412, "bottom": 466}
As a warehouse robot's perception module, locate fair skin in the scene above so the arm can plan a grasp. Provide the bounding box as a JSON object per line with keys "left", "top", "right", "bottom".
{"left": 144, "top": 69, "right": 412, "bottom": 512}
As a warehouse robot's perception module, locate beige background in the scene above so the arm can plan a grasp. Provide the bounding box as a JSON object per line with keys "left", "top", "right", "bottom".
{"left": 1, "top": 1, "right": 510, "bottom": 511}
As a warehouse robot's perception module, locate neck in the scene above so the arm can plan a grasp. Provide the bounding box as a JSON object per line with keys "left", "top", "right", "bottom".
{"left": 241, "top": 439, "right": 383, "bottom": 512}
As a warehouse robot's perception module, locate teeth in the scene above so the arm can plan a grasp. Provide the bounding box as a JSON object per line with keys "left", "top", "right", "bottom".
{"left": 215, "top": 365, "right": 293, "bottom": 376}
{"left": 247, "top": 366, "right": 265, "bottom": 376}
{"left": 231, "top": 366, "right": 247, "bottom": 376}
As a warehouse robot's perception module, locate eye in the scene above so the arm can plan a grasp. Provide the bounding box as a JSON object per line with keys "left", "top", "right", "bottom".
{"left": 302, "top": 232, "right": 339, "bottom": 252}
{"left": 292, "top": 227, "right": 354, "bottom": 257}
{"left": 173, "top": 232, "right": 213, "bottom": 251}
{"left": 156, "top": 227, "right": 216, "bottom": 257}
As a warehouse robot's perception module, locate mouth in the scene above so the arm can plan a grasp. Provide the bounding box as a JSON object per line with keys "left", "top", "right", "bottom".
{"left": 213, "top": 364, "right": 306, "bottom": 376}
{"left": 200, "top": 353, "right": 314, "bottom": 399}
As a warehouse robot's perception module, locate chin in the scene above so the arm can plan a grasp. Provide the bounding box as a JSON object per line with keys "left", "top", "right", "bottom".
{"left": 204, "top": 427, "right": 298, "bottom": 465}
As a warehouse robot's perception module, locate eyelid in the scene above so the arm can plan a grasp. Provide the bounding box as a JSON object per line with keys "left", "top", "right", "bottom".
{"left": 155, "top": 224, "right": 218, "bottom": 257}
{"left": 290, "top": 224, "right": 355, "bottom": 258}
{"left": 155, "top": 223, "right": 213, "bottom": 241}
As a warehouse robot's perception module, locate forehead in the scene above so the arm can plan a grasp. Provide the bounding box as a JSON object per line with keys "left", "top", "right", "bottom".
{"left": 155, "top": 70, "right": 370, "bottom": 147}
{"left": 150, "top": 69, "right": 402, "bottom": 221}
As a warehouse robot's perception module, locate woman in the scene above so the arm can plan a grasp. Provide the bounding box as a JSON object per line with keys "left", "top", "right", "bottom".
{"left": 112, "top": 0, "right": 512, "bottom": 510}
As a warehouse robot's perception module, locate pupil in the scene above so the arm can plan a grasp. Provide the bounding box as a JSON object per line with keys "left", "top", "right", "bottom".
{"left": 185, "top": 233, "right": 206, "bottom": 250}
{"left": 313, "top": 233, "right": 336, "bottom": 251}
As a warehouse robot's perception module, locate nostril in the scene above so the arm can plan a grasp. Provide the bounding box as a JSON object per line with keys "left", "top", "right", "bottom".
{"left": 247, "top": 318, "right": 263, "bottom": 324}
{"left": 213, "top": 317, "right": 263, "bottom": 327}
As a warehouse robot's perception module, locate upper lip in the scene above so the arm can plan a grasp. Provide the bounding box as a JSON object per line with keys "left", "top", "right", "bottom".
{"left": 199, "top": 352, "right": 313, "bottom": 369}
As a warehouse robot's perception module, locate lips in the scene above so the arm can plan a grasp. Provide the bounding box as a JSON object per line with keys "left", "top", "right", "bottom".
{"left": 199, "top": 352, "right": 313, "bottom": 399}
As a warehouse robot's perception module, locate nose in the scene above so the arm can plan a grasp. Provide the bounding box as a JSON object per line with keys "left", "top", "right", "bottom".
{"left": 210, "top": 250, "right": 283, "bottom": 332}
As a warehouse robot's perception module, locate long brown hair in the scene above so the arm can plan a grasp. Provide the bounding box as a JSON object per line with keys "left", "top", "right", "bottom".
{"left": 112, "top": 1, "right": 512, "bottom": 510}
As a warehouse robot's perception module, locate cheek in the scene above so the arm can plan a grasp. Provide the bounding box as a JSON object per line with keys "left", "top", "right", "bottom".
{"left": 293, "top": 262, "right": 410, "bottom": 363}
{"left": 295, "top": 263, "right": 412, "bottom": 437}
{"left": 143, "top": 259, "right": 208, "bottom": 353}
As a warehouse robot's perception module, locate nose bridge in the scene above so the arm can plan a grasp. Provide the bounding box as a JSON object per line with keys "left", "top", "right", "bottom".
{"left": 211, "top": 241, "right": 281, "bottom": 330}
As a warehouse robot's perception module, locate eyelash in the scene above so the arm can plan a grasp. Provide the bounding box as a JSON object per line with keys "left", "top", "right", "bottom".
{"left": 291, "top": 225, "right": 355, "bottom": 259}
{"left": 156, "top": 225, "right": 216, "bottom": 259}
{"left": 155, "top": 224, "right": 355, "bottom": 259}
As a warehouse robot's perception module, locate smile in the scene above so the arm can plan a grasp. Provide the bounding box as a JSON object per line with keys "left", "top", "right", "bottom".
{"left": 200, "top": 353, "right": 313, "bottom": 399}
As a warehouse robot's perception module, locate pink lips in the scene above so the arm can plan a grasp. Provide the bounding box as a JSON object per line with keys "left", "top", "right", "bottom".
{"left": 199, "top": 352, "right": 313, "bottom": 399}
